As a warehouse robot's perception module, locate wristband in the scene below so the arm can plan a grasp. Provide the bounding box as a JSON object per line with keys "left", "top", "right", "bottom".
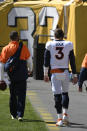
{"left": 72, "top": 74, "right": 77, "bottom": 77}
{"left": 44, "top": 67, "right": 49, "bottom": 76}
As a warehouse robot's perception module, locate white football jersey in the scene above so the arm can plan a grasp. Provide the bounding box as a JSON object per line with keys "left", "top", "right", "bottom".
{"left": 45, "top": 40, "right": 73, "bottom": 69}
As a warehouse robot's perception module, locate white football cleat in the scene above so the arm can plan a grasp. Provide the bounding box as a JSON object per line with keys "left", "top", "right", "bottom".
{"left": 56, "top": 119, "right": 63, "bottom": 126}
{"left": 63, "top": 113, "right": 69, "bottom": 125}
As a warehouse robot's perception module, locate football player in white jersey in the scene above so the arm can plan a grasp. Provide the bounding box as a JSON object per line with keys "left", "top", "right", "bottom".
{"left": 44, "top": 28, "right": 78, "bottom": 126}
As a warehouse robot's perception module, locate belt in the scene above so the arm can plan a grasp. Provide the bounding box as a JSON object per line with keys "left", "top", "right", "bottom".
{"left": 50, "top": 68, "right": 68, "bottom": 73}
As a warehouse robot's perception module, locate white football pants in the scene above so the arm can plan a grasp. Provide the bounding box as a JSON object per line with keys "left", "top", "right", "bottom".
{"left": 51, "top": 70, "right": 70, "bottom": 94}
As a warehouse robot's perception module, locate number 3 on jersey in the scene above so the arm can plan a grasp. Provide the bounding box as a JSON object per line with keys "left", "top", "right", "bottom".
{"left": 55, "top": 47, "right": 64, "bottom": 60}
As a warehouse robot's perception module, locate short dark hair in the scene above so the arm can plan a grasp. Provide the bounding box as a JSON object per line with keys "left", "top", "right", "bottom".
{"left": 54, "top": 28, "right": 64, "bottom": 39}
{"left": 10, "top": 31, "right": 18, "bottom": 40}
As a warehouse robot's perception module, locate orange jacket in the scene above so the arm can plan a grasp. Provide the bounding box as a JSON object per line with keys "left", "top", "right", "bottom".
{"left": 0, "top": 41, "right": 30, "bottom": 63}
{"left": 82, "top": 53, "right": 87, "bottom": 68}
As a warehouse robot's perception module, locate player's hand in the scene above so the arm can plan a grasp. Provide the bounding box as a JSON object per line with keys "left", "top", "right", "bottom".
{"left": 44, "top": 75, "right": 49, "bottom": 82}
{"left": 28, "top": 71, "right": 33, "bottom": 77}
{"left": 72, "top": 77, "right": 78, "bottom": 84}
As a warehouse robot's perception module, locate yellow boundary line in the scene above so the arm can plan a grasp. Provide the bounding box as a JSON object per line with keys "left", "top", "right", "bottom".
{"left": 27, "top": 90, "right": 60, "bottom": 131}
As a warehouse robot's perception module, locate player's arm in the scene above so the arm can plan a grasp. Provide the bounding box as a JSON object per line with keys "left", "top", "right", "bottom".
{"left": 69, "top": 49, "right": 78, "bottom": 84}
{"left": 78, "top": 54, "right": 87, "bottom": 92}
{"left": 27, "top": 56, "right": 33, "bottom": 76}
{"left": 78, "top": 67, "right": 87, "bottom": 92}
{"left": 44, "top": 49, "right": 50, "bottom": 82}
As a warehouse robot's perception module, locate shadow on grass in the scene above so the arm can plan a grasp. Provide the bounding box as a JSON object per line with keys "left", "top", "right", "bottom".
{"left": 22, "top": 119, "right": 45, "bottom": 123}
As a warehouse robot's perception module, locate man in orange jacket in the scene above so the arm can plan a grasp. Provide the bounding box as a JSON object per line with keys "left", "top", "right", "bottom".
{"left": 78, "top": 54, "right": 87, "bottom": 92}
{"left": 0, "top": 31, "right": 32, "bottom": 121}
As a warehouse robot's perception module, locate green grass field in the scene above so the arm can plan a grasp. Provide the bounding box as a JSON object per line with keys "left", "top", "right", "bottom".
{"left": 0, "top": 89, "right": 48, "bottom": 131}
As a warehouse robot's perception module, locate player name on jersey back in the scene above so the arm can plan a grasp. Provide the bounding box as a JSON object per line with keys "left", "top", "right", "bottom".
{"left": 56, "top": 42, "right": 64, "bottom": 46}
